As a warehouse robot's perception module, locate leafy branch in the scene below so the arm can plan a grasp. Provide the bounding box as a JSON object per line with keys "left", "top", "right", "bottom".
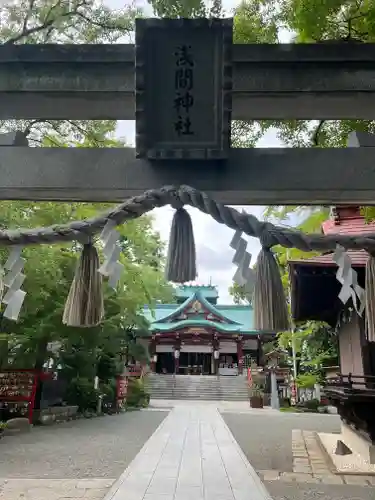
{"left": 5, "top": 0, "right": 89, "bottom": 44}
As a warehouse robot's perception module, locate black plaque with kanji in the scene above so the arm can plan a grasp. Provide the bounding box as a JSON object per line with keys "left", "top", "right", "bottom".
{"left": 135, "top": 18, "right": 233, "bottom": 160}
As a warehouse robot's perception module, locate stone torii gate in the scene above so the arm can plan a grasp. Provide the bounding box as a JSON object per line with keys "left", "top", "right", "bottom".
{"left": 1, "top": 18, "right": 375, "bottom": 206}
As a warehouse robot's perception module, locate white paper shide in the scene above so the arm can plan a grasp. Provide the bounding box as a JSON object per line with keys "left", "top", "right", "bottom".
{"left": 333, "top": 245, "right": 365, "bottom": 315}
{"left": 2, "top": 246, "right": 26, "bottom": 321}
{"left": 230, "top": 213, "right": 255, "bottom": 297}
{"left": 98, "top": 220, "right": 124, "bottom": 289}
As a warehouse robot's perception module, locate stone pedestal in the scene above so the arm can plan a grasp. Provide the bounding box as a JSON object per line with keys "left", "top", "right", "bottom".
{"left": 341, "top": 422, "right": 375, "bottom": 464}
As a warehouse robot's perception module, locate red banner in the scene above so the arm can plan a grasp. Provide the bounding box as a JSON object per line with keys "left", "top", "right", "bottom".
{"left": 116, "top": 375, "right": 128, "bottom": 406}
{"left": 247, "top": 367, "right": 253, "bottom": 387}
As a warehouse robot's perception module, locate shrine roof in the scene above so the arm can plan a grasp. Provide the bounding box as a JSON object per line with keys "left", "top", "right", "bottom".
{"left": 141, "top": 288, "right": 258, "bottom": 335}
{"left": 289, "top": 206, "right": 375, "bottom": 268}
{"left": 289, "top": 206, "right": 371, "bottom": 324}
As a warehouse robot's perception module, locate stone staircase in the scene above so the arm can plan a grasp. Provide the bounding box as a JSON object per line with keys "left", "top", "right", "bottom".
{"left": 145, "top": 374, "right": 249, "bottom": 401}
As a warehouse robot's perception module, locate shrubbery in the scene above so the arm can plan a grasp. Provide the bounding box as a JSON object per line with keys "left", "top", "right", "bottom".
{"left": 65, "top": 377, "right": 100, "bottom": 412}
{"left": 126, "top": 378, "right": 150, "bottom": 408}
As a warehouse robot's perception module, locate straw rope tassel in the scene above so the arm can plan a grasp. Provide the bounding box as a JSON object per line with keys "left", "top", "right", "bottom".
{"left": 253, "top": 248, "right": 289, "bottom": 332}
{"left": 63, "top": 243, "right": 104, "bottom": 327}
{"left": 165, "top": 207, "right": 197, "bottom": 283}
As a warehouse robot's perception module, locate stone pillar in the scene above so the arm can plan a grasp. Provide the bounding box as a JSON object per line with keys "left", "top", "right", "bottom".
{"left": 237, "top": 338, "right": 243, "bottom": 374}
{"left": 174, "top": 347, "right": 180, "bottom": 374}
{"left": 270, "top": 370, "right": 280, "bottom": 410}
{"left": 149, "top": 340, "right": 157, "bottom": 373}
{"left": 314, "top": 383, "right": 321, "bottom": 402}
{"left": 212, "top": 338, "right": 220, "bottom": 375}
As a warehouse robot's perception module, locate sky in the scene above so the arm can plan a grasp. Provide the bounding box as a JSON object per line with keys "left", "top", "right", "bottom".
{"left": 107, "top": 0, "right": 292, "bottom": 304}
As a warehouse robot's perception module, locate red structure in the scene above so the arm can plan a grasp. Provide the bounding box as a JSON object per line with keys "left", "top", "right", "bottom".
{"left": 0, "top": 369, "right": 40, "bottom": 423}
{"left": 116, "top": 375, "right": 128, "bottom": 409}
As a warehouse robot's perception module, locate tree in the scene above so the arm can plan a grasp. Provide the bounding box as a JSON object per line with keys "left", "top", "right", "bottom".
{"left": 228, "top": 282, "right": 252, "bottom": 305}
{"left": 228, "top": 210, "right": 339, "bottom": 376}
{"left": 0, "top": 2, "right": 174, "bottom": 385}
{"left": 0, "top": 0, "right": 141, "bottom": 145}
{"left": 231, "top": 0, "right": 375, "bottom": 225}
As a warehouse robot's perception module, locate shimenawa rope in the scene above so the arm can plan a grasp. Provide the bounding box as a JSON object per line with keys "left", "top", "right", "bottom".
{"left": 1, "top": 185, "right": 375, "bottom": 253}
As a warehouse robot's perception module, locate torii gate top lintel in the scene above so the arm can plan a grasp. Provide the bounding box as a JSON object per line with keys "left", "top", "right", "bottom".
{"left": 0, "top": 18, "right": 375, "bottom": 342}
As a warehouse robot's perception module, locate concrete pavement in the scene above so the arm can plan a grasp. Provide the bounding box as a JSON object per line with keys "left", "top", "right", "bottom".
{"left": 1, "top": 400, "right": 375, "bottom": 500}
{"left": 105, "top": 404, "right": 272, "bottom": 500}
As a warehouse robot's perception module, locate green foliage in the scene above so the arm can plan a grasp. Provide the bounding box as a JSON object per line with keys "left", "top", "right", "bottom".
{"left": 99, "top": 380, "right": 116, "bottom": 402}
{"left": 147, "top": 0, "right": 222, "bottom": 18}
{"left": 65, "top": 377, "right": 100, "bottom": 412}
{"left": 228, "top": 282, "right": 252, "bottom": 305}
{"left": 126, "top": 378, "right": 150, "bottom": 408}
{"left": 0, "top": 2, "right": 174, "bottom": 416}
{"left": 232, "top": 0, "right": 375, "bottom": 225}
{"left": 298, "top": 398, "right": 320, "bottom": 411}
{"left": 296, "top": 372, "right": 318, "bottom": 389}
{"left": 233, "top": 0, "right": 278, "bottom": 44}
{"left": 1, "top": 0, "right": 139, "bottom": 45}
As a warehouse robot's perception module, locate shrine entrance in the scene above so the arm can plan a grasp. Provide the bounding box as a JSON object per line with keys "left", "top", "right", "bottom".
{"left": 155, "top": 351, "right": 213, "bottom": 375}
{"left": 155, "top": 352, "right": 174, "bottom": 374}
{"left": 178, "top": 352, "right": 212, "bottom": 375}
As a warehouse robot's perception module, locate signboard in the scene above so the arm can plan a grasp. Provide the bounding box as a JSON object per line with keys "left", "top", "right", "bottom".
{"left": 135, "top": 18, "right": 233, "bottom": 160}
{"left": 0, "top": 369, "right": 38, "bottom": 423}
{"left": 116, "top": 375, "right": 128, "bottom": 408}
{"left": 247, "top": 367, "right": 253, "bottom": 387}
{"left": 291, "top": 381, "right": 297, "bottom": 406}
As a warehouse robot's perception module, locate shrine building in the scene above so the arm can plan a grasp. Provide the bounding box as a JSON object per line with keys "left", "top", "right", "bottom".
{"left": 289, "top": 206, "right": 375, "bottom": 465}
{"left": 139, "top": 285, "right": 273, "bottom": 376}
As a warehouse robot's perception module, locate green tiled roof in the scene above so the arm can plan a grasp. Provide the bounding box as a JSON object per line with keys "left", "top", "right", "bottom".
{"left": 175, "top": 285, "right": 218, "bottom": 300}
{"left": 142, "top": 288, "right": 258, "bottom": 335}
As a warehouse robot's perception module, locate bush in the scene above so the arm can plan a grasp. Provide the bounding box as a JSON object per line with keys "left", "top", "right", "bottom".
{"left": 296, "top": 398, "right": 320, "bottom": 412}
{"left": 126, "top": 378, "right": 150, "bottom": 408}
{"left": 65, "top": 377, "right": 100, "bottom": 412}
{"left": 303, "top": 398, "right": 320, "bottom": 411}
{"left": 100, "top": 379, "right": 117, "bottom": 414}
{"left": 280, "top": 397, "right": 291, "bottom": 408}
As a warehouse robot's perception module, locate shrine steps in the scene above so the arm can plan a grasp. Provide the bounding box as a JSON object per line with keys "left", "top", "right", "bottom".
{"left": 145, "top": 374, "right": 249, "bottom": 401}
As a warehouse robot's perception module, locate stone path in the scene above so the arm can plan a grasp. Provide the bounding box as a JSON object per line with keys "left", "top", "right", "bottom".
{"left": 105, "top": 404, "right": 272, "bottom": 500}
{"left": 3, "top": 401, "right": 375, "bottom": 500}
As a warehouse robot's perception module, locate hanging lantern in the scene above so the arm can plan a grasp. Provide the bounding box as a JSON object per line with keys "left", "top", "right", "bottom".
{"left": 214, "top": 350, "right": 220, "bottom": 360}
{"left": 153, "top": 354, "right": 158, "bottom": 363}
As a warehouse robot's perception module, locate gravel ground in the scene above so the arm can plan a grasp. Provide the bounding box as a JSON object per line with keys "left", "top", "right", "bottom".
{"left": 0, "top": 410, "right": 168, "bottom": 479}
{"left": 266, "top": 481, "right": 375, "bottom": 500}
{"left": 222, "top": 411, "right": 340, "bottom": 472}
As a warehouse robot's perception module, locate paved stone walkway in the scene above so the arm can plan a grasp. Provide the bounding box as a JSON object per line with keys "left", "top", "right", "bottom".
{"left": 105, "top": 405, "right": 272, "bottom": 500}
{"left": 3, "top": 401, "right": 375, "bottom": 500}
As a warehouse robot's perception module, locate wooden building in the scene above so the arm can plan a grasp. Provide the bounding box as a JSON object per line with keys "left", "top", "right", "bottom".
{"left": 289, "top": 206, "right": 375, "bottom": 463}
{"left": 139, "top": 285, "right": 273, "bottom": 376}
